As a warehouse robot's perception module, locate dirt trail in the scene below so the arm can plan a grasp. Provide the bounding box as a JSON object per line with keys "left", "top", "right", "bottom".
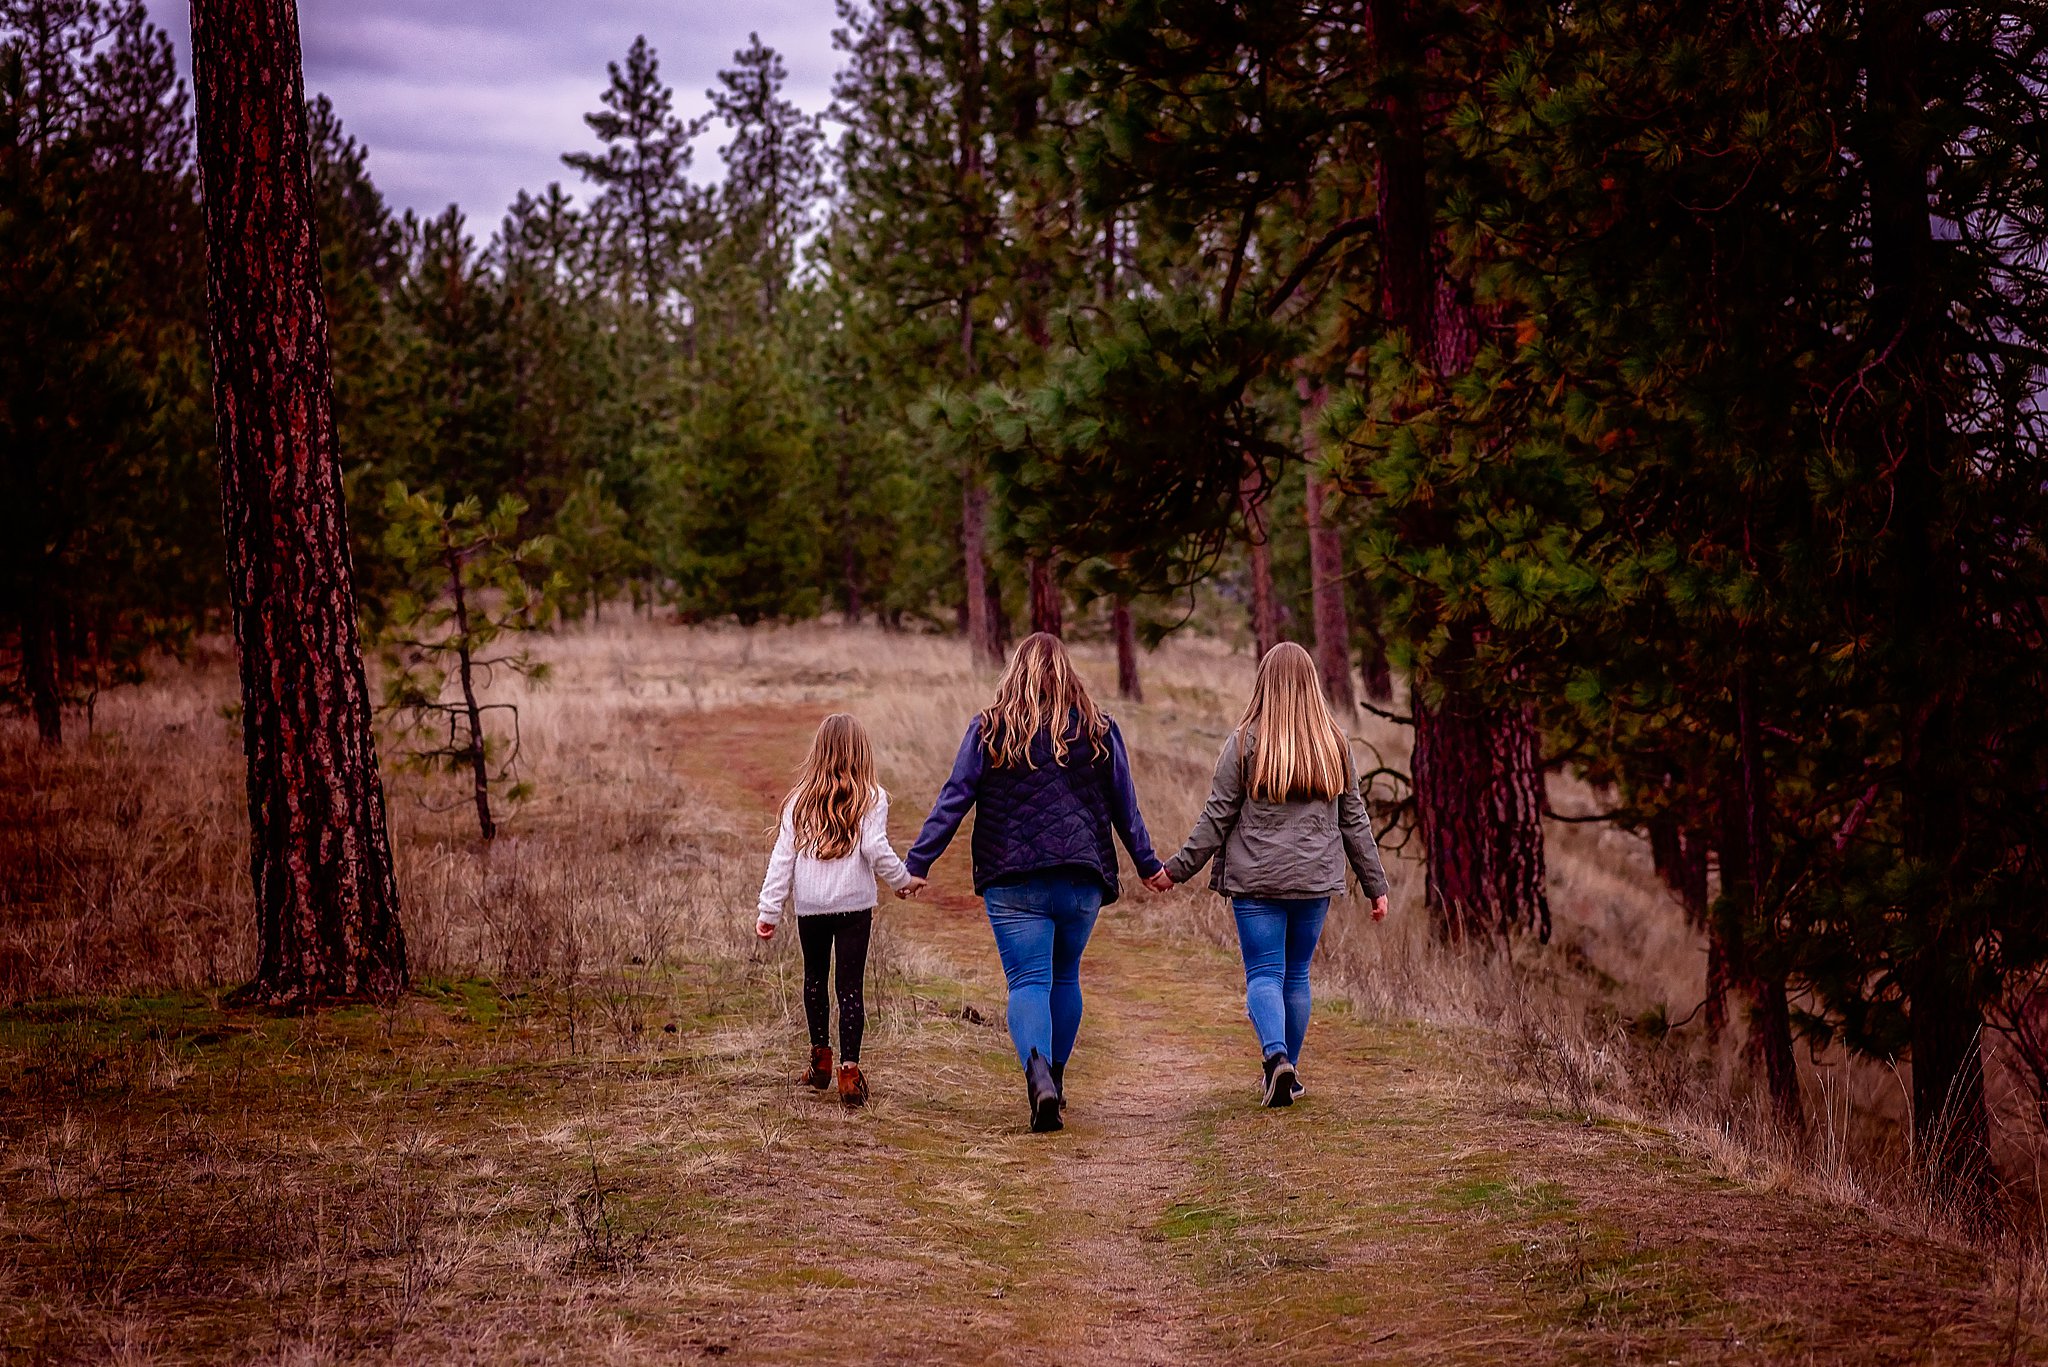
{"left": 674, "top": 701, "right": 1233, "bottom": 1360}
{"left": 670, "top": 702, "right": 2042, "bottom": 1366}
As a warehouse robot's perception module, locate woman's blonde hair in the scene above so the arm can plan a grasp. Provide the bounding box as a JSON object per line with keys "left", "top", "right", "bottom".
{"left": 979, "top": 632, "right": 1110, "bottom": 769}
{"left": 784, "top": 713, "right": 878, "bottom": 859}
{"left": 1238, "top": 642, "right": 1350, "bottom": 803}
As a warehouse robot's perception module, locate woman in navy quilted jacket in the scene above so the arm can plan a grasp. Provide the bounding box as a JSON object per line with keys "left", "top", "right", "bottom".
{"left": 903, "top": 633, "right": 1168, "bottom": 1133}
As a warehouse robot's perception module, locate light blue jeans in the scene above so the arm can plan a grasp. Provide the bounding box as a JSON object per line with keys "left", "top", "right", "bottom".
{"left": 984, "top": 873, "right": 1103, "bottom": 1067}
{"left": 1232, "top": 897, "right": 1331, "bottom": 1063}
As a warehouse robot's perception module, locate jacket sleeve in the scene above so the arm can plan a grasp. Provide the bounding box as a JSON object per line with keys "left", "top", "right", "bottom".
{"left": 1339, "top": 749, "right": 1391, "bottom": 899}
{"left": 863, "top": 791, "right": 912, "bottom": 892}
{"left": 756, "top": 804, "right": 797, "bottom": 924}
{"left": 905, "top": 720, "right": 983, "bottom": 878}
{"left": 1165, "top": 731, "right": 1244, "bottom": 886}
{"left": 1104, "top": 720, "right": 1163, "bottom": 878}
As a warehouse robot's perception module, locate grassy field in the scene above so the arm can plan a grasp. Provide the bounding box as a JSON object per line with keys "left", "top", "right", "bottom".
{"left": 2, "top": 619, "right": 2043, "bottom": 1363}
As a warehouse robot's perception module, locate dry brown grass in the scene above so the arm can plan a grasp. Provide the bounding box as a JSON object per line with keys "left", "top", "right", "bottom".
{"left": 2, "top": 616, "right": 2044, "bottom": 1363}
{"left": 0, "top": 617, "right": 2017, "bottom": 1203}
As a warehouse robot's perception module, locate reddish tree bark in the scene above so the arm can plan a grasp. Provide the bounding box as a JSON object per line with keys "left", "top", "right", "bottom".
{"left": 1411, "top": 679, "right": 1549, "bottom": 941}
{"left": 1369, "top": 0, "right": 1547, "bottom": 941}
{"left": 1298, "top": 381, "right": 1354, "bottom": 710}
{"left": 1027, "top": 556, "right": 1063, "bottom": 637}
{"left": 962, "top": 463, "right": 997, "bottom": 664}
{"left": 1113, "top": 597, "right": 1142, "bottom": 701}
{"left": 192, "top": 0, "right": 406, "bottom": 1006}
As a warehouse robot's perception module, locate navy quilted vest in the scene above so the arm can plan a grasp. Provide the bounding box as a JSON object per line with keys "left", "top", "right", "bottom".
{"left": 974, "top": 727, "right": 1124, "bottom": 902}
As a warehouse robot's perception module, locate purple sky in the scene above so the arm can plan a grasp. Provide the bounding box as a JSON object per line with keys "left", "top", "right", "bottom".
{"left": 146, "top": 1, "right": 842, "bottom": 228}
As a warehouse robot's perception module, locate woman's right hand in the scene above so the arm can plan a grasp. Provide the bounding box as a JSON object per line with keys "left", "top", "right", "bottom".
{"left": 1370, "top": 895, "right": 1388, "bottom": 922}
{"left": 898, "top": 876, "right": 929, "bottom": 899}
{"left": 1143, "top": 869, "right": 1175, "bottom": 893}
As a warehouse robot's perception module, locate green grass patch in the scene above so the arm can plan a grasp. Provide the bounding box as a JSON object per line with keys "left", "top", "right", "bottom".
{"left": 1159, "top": 1201, "right": 1239, "bottom": 1240}
{"left": 1438, "top": 1175, "right": 1576, "bottom": 1218}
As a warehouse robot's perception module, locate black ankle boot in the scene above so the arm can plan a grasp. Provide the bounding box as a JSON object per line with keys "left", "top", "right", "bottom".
{"left": 1049, "top": 1059, "right": 1066, "bottom": 1111}
{"left": 1025, "top": 1050, "right": 1063, "bottom": 1132}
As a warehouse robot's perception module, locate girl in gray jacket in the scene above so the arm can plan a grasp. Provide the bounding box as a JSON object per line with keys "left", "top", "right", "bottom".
{"left": 1162, "top": 643, "right": 1390, "bottom": 1106}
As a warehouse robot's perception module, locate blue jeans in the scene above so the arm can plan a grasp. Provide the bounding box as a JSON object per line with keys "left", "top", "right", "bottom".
{"left": 1232, "top": 897, "right": 1331, "bottom": 1063}
{"left": 984, "top": 874, "right": 1103, "bottom": 1068}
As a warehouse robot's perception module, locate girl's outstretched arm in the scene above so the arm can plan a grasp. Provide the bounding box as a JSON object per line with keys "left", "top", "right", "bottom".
{"left": 756, "top": 806, "right": 797, "bottom": 927}
{"left": 1165, "top": 732, "right": 1246, "bottom": 886}
{"left": 905, "top": 719, "right": 984, "bottom": 878}
{"left": 862, "top": 791, "right": 912, "bottom": 892}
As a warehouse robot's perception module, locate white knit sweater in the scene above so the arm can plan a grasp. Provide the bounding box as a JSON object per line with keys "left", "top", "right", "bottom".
{"left": 755, "top": 788, "right": 911, "bottom": 924}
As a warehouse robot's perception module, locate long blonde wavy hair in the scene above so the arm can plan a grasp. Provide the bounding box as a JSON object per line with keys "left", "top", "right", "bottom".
{"left": 1239, "top": 642, "right": 1350, "bottom": 803}
{"left": 784, "top": 713, "right": 879, "bottom": 859}
{"left": 979, "top": 632, "right": 1109, "bottom": 769}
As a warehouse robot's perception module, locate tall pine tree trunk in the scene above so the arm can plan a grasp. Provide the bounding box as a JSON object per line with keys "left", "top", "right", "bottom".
{"left": 955, "top": 0, "right": 999, "bottom": 667}
{"left": 985, "top": 570, "right": 1011, "bottom": 657}
{"left": 1370, "top": 0, "right": 1546, "bottom": 940}
{"left": 193, "top": 0, "right": 405, "bottom": 1006}
{"left": 1411, "top": 686, "right": 1493, "bottom": 941}
{"left": 1027, "top": 557, "right": 1062, "bottom": 637}
{"left": 1299, "top": 381, "right": 1354, "bottom": 710}
{"left": 1113, "top": 597, "right": 1142, "bottom": 701}
{"left": 1861, "top": 3, "right": 1987, "bottom": 1192}
{"left": 963, "top": 459, "right": 996, "bottom": 664}
{"left": 1717, "top": 674, "right": 1800, "bottom": 1129}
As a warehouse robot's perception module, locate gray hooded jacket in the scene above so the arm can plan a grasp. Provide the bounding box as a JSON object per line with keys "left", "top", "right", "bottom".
{"left": 1164, "top": 729, "right": 1390, "bottom": 900}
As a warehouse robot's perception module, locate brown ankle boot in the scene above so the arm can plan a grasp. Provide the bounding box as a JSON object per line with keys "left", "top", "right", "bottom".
{"left": 838, "top": 1062, "right": 869, "bottom": 1108}
{"left": 802, "top": 1046, "right": 832, "bottom": 1089}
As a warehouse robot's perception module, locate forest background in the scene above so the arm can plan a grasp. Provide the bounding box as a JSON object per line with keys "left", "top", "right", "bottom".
{"left": 7, "top": 0, "right": 2048, "bottom": 1213}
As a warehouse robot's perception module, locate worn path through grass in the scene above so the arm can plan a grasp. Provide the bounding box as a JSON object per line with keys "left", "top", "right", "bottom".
{"left": 669, "top": 702, "right": 2043, "bottom": 1366}
{"left": 0, "top": 691, "right": 2038, "bottom": 1365}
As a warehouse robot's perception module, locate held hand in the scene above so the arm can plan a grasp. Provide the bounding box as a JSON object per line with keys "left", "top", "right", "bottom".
{"left": 1370, "top": 895, "right": 1389, "bottom": 923}
{"left": 756, "top": 917, "right": 777, "bottom": 940}
{"left": 1143, "top": 868, "right": 1175, "bottom": 893}
{"left": 898, "top": 876, "right": 929, "bottom": 900}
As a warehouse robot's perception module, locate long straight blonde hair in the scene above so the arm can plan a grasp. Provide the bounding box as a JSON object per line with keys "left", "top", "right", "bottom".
{"left": 1239, "top": 642, "right": 1350, "bottom": 803}
{"left": 784, "top": 713, "right": 878, "bottom": 859}
{"left": 979, "top": 632, "right": 1110, "bottom": 769}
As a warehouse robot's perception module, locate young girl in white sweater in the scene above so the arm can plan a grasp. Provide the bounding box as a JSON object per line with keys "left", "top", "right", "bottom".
{"left": 756, "top": 713, "right": 920, "bottom": 1106}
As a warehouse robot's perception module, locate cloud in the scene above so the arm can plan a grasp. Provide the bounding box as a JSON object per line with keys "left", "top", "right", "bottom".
{"left": 147, "top": 0, "right": 843, "bottom": 223}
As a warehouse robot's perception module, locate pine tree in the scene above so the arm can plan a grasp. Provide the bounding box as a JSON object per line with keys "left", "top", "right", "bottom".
{"left": 831, "top": 0, "right": 1010, "bottom": 661}
{"left": 191, "top": 0, "right": 405, "bottom": 1005}
{"left": 0, "top": 0, "right": 214, "bottom": 741}
{"left": 1358, "top": 0, "right": 2048, "bottom": 1174}
{"left": 376, "top": 485, "right": 559, "bottom": 841}
{"left": 710, "top": 33, "right": 824, "bottom": 308}
{"left": 563, "top": 36, "right": 705, "bottom": 314}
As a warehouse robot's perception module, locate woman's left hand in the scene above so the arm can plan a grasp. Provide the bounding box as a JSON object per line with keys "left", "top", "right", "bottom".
{"left": 1142, "top": 869, "right": 1174, "bottom": 893}
{"left": 1370, "top": 895, "right": 1389, "bottom": 922}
